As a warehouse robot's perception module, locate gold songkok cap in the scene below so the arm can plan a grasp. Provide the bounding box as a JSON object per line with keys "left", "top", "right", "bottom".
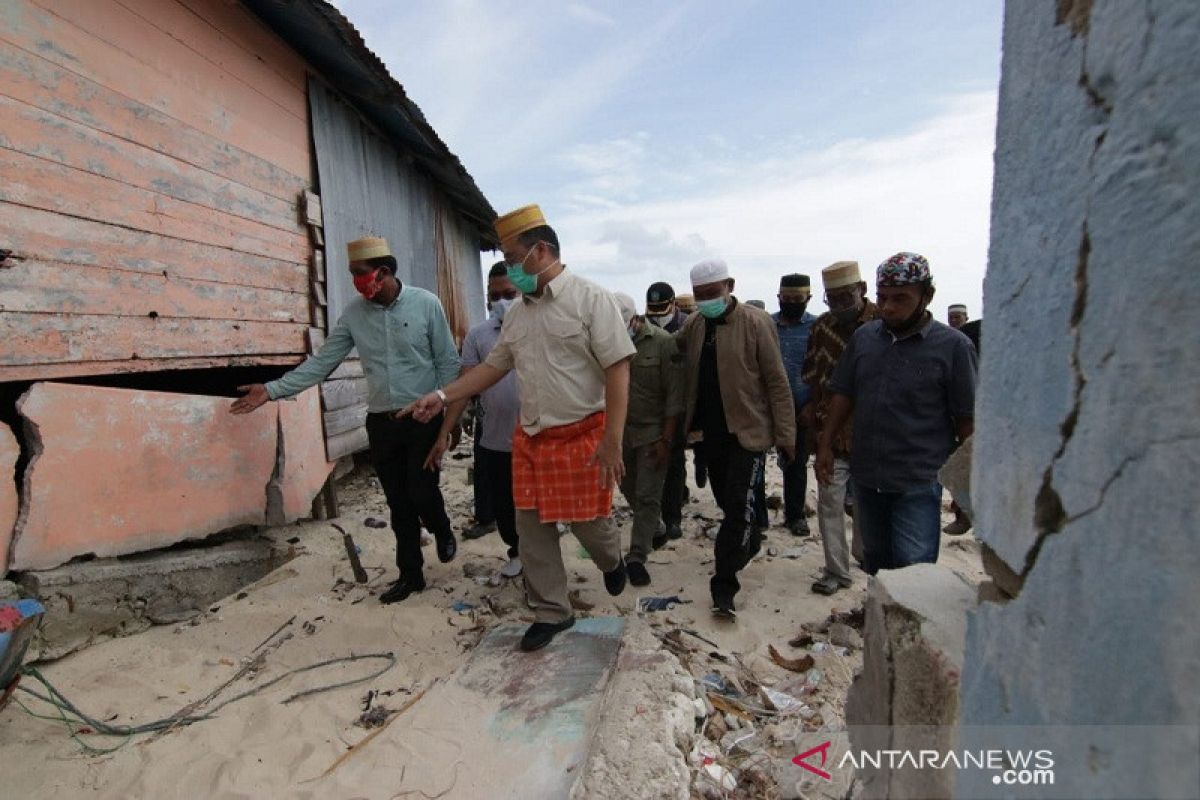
{"left": 494, "top": 204, "right": 547, "bottom": 243}
{"left": 347, "top": 236, "right": 391, "bottom": 262}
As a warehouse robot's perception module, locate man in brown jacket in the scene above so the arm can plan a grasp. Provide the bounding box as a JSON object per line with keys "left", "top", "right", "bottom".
{"left": 680, "top": 259, "right": 797, "bottom": 618}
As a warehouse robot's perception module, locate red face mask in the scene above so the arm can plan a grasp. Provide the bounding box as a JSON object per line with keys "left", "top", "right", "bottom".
{"left": 353, "top": 267, "right": 385, "bottom": 299}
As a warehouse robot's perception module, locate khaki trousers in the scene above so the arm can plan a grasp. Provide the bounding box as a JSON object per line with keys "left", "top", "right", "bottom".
{"left": 816, "top": 457, "right": 863, "bottom": 584}
{"left": 620, "top": 441, "right": 668, "bottom": 563}
{"left": 517, "top": 510, "right": 621, "bottom": 623}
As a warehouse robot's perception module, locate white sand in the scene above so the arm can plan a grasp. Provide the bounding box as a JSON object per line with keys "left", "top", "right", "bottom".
{"left": 0, "top": 449, "right": 983, "bottom": 798}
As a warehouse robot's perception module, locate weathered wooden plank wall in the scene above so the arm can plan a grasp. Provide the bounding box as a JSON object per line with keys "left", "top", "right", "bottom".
{"left": 0, "top": 0, "right": 314, "bottom": 380}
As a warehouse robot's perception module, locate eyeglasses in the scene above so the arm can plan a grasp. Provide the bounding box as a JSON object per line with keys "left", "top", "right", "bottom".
{"left": 824, "top": 291, "right": 859, "bottom": 310}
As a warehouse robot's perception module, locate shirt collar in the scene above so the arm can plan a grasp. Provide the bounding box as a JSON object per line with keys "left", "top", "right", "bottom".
{"left": 878, "top": 311, "right": 935, "bottom": 342}
{"left": 523, "top": 265, "right": 570, "bottom": 303}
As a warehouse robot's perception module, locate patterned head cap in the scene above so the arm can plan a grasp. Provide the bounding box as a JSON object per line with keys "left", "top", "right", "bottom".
{"left": 876, "top": 252, "right": 932, "bottom": 287}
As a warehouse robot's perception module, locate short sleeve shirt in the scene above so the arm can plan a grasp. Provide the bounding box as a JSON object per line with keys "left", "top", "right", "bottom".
{"left": 485, "top": 269, "right": 637, "bottom": 435}
{"left": 829, "top": 317, "right": 977, "bottom": 491}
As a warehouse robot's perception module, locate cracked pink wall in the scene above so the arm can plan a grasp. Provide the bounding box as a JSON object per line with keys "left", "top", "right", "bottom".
{"left": 11, "top": 383, "right": 280, "bottom": 571}
{"left": 272, "top": 387, "right": 335, "bottom": 524}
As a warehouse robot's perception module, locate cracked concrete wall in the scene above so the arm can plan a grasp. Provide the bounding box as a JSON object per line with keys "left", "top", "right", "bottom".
{"left": 0, "top": 423, "right": 18, "bottom": 573}
{"left": 961, "top": 1, "right": 1200, "bottom": 797}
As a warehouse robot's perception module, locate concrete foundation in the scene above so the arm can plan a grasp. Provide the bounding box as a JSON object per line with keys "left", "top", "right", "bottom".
{"left": 845, "top": 564, "right": 976, "bottom": 800}
{"left": 17, "top": 536, "right": 293, "bottom": 660}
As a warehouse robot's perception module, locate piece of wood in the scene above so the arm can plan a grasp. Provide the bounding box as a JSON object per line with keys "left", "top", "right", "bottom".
{"left": 307, "top": 681, "right": 437, "bottom": 781}
{"left": 0, "top": 148, "right": 309, "bottom": 264}
{"left": 0, "top": 258, "right": 308, "bottom": 323}
{"left": 310, "top": 225, "right": 325, "bottom": 247}
{"left": 331, "top": 524, "right": 369, "bottom": 583}
{"left": 0, "top": 42, "right": 307, "bottom": 201}
{"left": 0, "top": 354, "right": 302, "bottom": 383}
{"left": 309, "top": 305, "right": 326, "bottom": 330}
{"left": 325, "top": 426, "right": 369, "bottom": 461}
{"left": 311, "top": 251, "right": 326, "bottom": 282}
{"left": 0, "top": 94, "right": 301, "bottom": 235}
{"left": 5, "top": 1, "right": 311, "bottom": 178}
{"left": 307, "top": 327, "right": 325, "bottom": 354}
{"left": 0, "top": 312, "right": 305, "bottom": 366}
{"left": 320, "top": 377, "right": 368, "bottom": 412}
{"left": 323, "top": 403, "right": 369, "bottom": 438}
{"left": 312, "top": 282, "right": 327, "bottom": 307}
{"left": 327, "top": 360, "right": 365, "bottom": 380}
{"left": 303, "top": 190, "right": 323, "bottom": 228}
{"left": 0, "top": 202, "right": 307, "bottom": 293}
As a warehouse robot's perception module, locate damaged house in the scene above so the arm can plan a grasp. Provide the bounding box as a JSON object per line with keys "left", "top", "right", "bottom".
{"left": 0, "top": 0, "right": 496, "bottom": 653}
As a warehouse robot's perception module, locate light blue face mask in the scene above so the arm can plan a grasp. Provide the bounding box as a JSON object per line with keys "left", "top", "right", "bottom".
{"left": 697, "top": 296, "right": 729, "bottom": 319}
{"left": 506, "top": 244, "right": 555, "bottom": 294}
{"left": 489, "top": 297, "right": 517, "bottom": 321}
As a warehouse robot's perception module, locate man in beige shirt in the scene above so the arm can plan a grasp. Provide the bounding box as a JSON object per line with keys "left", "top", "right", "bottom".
{"left": 405, "top": 204, "right": 636, "bottom": 652}
{"left": 679, "top": 259, "right": 796, "bottom": 619}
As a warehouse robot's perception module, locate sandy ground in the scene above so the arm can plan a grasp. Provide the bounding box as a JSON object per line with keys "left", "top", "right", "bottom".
{"left": 0, "top": 445, "right": 984, "bottom": 799}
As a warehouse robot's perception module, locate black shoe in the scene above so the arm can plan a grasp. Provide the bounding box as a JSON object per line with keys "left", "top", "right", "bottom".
{"left": 434, "top": 530, "right": 457, "bottom": 563}
{"left": 664, "top": 522, "right": 683, "bottom": 541}
{"left": 603, "top": 557, "right": 628, "bottom": 596}
{"left": 627, "top": 560, "right": 651, "bottom": 587}
{"left": 520, "top": 618, "right": 575, "bottom": 652}
{"left": 651, "top": 534, "right": 668, "bottom": 550}
{"left": 380, "top": 576, "right": 426, "bottom": 604}
{"left": 462, "top": 521, "right": 496, "bottom": 540}
{"left": 787, "top": 519, "right": 811, "bottom": 538}
{"left": 711, "top": 597, "right": 736, "bottom": 620}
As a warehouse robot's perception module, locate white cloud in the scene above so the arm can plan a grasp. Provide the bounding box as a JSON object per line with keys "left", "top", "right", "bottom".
{"left": 554, "top": 91, "right": 998, "bottom": 315}
{"left": 565, "top": 2, "right": 616, "bottom": 28}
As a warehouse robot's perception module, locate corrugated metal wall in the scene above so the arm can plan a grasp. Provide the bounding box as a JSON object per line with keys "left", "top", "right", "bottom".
{"left": 309, "top": 79, "right": 483, "bottom": 456}
{"left": 0, "top": 0, "right": 313, "bottom": 381}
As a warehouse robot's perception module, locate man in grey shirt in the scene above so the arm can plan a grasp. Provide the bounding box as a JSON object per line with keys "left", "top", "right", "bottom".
{"left": 435, "top": 262, "right": 523, "bottom": 579}
{"left": 815, "top": 252, "right": 976, "bottom": 573}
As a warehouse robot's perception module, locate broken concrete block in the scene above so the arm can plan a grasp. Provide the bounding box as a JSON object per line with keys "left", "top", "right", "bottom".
{"left": 11, "top": 382, "right": 278, "bottom": 571}
{"left": 17, "top": 536, "right": 293, "bottom": 661}
{"left": 314, "top": 617, "right": 625, "bottom": 797}
{"left": 937, "top": 434, "right": 972, "bottom": 518}
{"left": 845, "top": 564, "right": 976, "bottom": 799}
{"left": 0, "top": 423, "right": 18, "bottom": 575}
{"left": 267, "top": 387, "right": 334, "bottom": 525}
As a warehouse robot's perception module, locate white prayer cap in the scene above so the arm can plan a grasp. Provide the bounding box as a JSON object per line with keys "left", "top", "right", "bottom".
{"left": 613, "top": 291, "right": 637, "bottom": 324}
{"left": 690, "top": 259, "right": 730, "bottom": 287}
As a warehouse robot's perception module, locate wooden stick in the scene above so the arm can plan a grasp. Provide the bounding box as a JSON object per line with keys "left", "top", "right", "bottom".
{"left": 332, "top": 523, "right": 369, "bottom": 583}
{"left": 307, "top": 680, "right": 437, "bottom": 781}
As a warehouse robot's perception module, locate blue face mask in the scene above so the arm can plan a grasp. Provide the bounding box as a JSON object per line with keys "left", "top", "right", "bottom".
{"left": 697, "top": 296, "right": 729, "bottom": 319}
{"left": 489, "top": 297, "right": 517, "bottom": 321}
{"left": 507, "top": 245, "right": 556, "bottom": 294}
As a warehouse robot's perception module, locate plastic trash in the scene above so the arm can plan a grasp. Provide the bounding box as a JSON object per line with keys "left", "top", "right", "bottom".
{"left": 638, "top": 595, "right": 689, "bottom": 612}
{"left": 451, "top": 600, "right": 476, "bottom": 613}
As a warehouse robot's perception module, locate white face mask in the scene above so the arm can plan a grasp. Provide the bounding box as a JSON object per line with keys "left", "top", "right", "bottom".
{"left": 489, "top": 297, "right": 517, "bottom": 321}
{"left": 648, "top": 312, "right": 673, "bottom": 327}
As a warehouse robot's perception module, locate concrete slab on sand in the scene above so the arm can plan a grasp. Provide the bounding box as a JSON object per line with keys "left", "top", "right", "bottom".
{"left": 377, "top": 617, "right": 625, "bottom": 799}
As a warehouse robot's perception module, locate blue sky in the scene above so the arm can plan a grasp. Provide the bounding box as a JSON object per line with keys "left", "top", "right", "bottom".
{"left": 332, "top": 0, "right": 1004, "bottom": 317}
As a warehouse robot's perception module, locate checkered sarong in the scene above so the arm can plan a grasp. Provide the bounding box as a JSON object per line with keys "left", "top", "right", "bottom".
{"left": 512, "top": 412, "right": 612, "bottom": 523}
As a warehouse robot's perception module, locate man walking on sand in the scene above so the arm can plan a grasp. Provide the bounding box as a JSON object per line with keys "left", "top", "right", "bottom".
{"left": 679, "top": 259, "right": 796, "bottom": 620}
{"left": 612, "top": 292, "right": 684, "bottom": 587}
{"left": 816, "top": 252, "right": 977, "bottom": 573}
{"left": 802, "top": 260, "right": 876, "bottom": 595}
{"left": 230, "top": 236, "right": 460, "bottom": 604}
{"left": 404, "top": 204, "right": 635, "bottom": 652}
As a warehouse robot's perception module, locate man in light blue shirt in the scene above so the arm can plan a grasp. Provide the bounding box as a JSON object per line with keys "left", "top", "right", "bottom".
{"left": 231, "top": 236, "right": 460, "bottom": 605}
{"left": 773, "top": 273, "right": 817, "bottom": 537}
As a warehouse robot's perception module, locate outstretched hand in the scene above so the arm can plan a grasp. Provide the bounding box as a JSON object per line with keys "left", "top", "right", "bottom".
{"left": 230, "top": 384, "right": 270, "bottom": 415}
{"left": 398, "top": 391, "right": 444, "bottom": 423}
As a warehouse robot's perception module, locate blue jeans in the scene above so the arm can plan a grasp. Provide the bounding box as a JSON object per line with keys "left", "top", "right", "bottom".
{"left": 851, "top": 480, "right": 942, "bottom": 573}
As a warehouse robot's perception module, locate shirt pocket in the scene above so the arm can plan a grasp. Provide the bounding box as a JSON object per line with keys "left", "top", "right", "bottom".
{"left": 544, "top": 316, "right": 586, "bottom": 360}
{"left": 896, "top": 356, "right": 946, "bottom": 411}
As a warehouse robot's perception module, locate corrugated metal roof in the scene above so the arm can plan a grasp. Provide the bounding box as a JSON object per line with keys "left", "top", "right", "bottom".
{"left": 242, "top": 0, "right": 499, "bottom": 249}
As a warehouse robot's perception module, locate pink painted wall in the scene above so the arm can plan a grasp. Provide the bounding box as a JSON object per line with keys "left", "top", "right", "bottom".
{"left": 273, "top": 388, "right": 335, "bottom": 524}
{"left": 11, "top": 383, "right": 280, "bottom": 571}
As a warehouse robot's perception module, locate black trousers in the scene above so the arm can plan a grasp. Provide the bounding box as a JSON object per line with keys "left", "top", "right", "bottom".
{"left": 661, "top": 435, "right": 687, "bottom": 527}
{"left": 702, "top": 432, "right": 765, "bottom": 604}
{"left": 472, "top": 434, "right": 495, "bottom": 525}
{"left": 365, "top": 412, "right": 452, "bottom": 580}
{"left": 476, "top": 445, "right": 518, "bottom": 558}
{"left": 782, "top": 419, "right": 810, "bottom": 524}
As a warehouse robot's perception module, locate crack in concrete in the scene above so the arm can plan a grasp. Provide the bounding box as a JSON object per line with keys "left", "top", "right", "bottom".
{"left": 10, "top": 389, "right": 44, "bottom": 564}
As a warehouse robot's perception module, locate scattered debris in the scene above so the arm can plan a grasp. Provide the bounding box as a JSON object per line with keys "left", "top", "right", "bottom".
{"left": 787, "top": 631, "right": 814, "bottom": 648}
{"left": 638, "top": 596, "right": 689, "bottom": 612}
{"left": 828, "top": 621, "right": 864, "bottom": 650}
{"left": 355, "top": 705, "right": 393, "bottom": 729}
{"left": 568, "top": 590, "right": 595, "bottom": 612}
{"left": 363, "top": 517, "right": 388, "bottom": 529}
{"left": 450, "top": 600, "right": 476, "bottom": 614}
{"left": 767, "top": 645, "right": 814, "bottom": 673}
